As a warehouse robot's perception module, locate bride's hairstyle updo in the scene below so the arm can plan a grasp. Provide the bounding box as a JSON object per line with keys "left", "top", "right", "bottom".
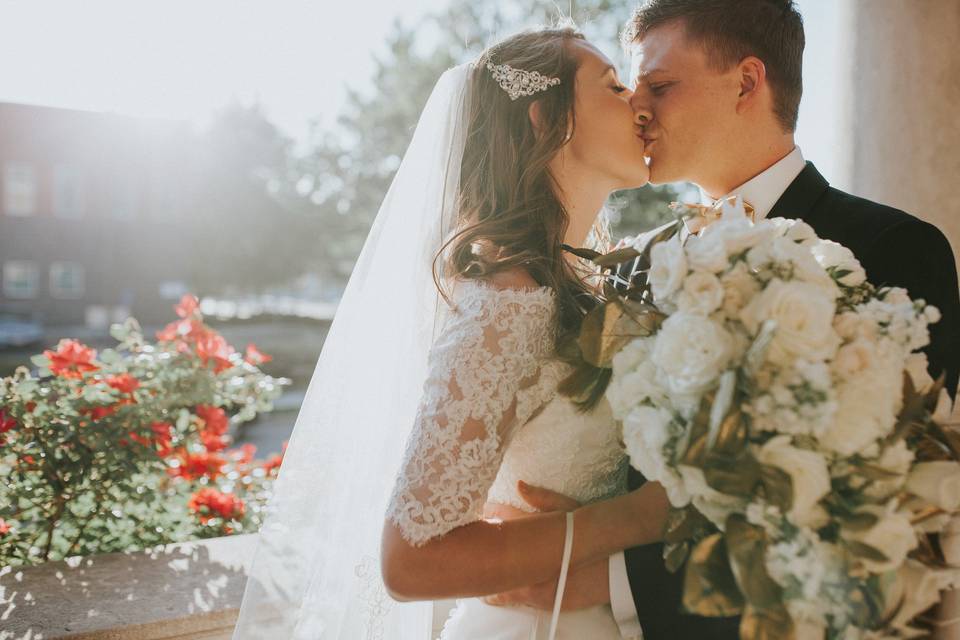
{"left": 433, "top": 24, "right": 610, "bottom": 353}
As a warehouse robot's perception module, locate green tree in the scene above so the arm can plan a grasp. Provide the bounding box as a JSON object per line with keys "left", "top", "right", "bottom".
{"left": 291, "top": 0, "right": 682, "bottom": 286}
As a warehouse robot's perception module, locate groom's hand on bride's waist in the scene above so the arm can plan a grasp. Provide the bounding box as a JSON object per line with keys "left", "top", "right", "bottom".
{"left": 482, "top": 481, "right": 610, "bottom": 611}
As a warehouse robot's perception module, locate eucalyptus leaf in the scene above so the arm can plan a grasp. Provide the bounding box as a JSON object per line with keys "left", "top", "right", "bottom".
{"left": 725, "top": 513, "right": 783, "bottom": 610}
{"left": 682, "top": 533, "right": 745, "bottom": 617}
{"left": 739, "top": 602, "right": 795, "bottom": 640}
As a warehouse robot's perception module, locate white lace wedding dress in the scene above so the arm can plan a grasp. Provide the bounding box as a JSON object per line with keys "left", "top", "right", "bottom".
{"left": 385, "top": 277, "right": 630, "bottom": 639}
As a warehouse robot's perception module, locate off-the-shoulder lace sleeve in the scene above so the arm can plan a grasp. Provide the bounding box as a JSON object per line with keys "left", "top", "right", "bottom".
{"left": 385, "top": 280, "right": 558, "bottom": 547}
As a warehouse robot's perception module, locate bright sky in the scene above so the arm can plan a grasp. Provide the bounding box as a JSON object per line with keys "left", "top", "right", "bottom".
{"left": 0, "top": 0, "right": 841, "bottom": 177}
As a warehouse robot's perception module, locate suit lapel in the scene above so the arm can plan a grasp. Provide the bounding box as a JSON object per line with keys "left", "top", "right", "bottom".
{"left": 768, "top": 161, "right": 830, "bottom": 226}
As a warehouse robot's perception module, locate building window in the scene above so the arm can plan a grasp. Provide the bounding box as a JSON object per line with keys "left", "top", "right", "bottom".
{"left": 53, "top": 163, "right": 85, "bottom": 219}
{"left": 111, "top": 179, "right": 139, "bottom": 220}
{"left": 3, "top": 260, "right": 40, "bottom": 299}
{"left": 50, "top": 262, "right": 85, "bottom": 299}
{"left": 3, "top": 162, "right": 37, "bottom": 217}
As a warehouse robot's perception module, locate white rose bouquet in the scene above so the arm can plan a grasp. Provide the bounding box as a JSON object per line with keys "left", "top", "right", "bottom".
{"left": 560, "top": 198, "right": 960, "bottom": 639}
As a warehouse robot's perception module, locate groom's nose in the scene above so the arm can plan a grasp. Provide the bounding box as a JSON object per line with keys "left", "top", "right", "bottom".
{"left": 630, "top": 93, "right": 652, "bottom": 128}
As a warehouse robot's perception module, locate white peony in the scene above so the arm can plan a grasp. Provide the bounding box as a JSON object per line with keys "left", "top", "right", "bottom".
{"left": 905, "top": 461, "right": 960, "bottom": 512}
{"left": 739, "top": 279, "right": 841, "bottom": 367}
{"left": 755, "top": 435, "right": 832, "bottom": 528}
{"left": 676, "top": 271, "right": 724, "bottom": 316}
{"left": 841, "top": 503, "right": 918, "bottom": 573}
{"left": 651, "top": 312, "right": 735, "bottom": 396}
{"left": 648, "top": 235, "right": 687, "bottom": 301}
{"left": 606, "top": 360, "right": 666, "bottom": 420}
{"left": 621, "top": 405, "right": 690, "bottom": 506}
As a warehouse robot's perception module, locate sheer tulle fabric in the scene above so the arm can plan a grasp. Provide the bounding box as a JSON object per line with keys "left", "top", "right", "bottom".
{"left": 231, "top": 63, "right": 474, "bottom": 639}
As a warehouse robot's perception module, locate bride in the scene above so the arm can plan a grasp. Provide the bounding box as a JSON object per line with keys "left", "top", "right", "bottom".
{"left": 232, "top": 24, "right": 669, "bottom": 640}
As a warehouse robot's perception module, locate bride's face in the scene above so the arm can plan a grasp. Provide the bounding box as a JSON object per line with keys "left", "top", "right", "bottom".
{"left": 561, "top": 40, "right": 650, "bottom": 190}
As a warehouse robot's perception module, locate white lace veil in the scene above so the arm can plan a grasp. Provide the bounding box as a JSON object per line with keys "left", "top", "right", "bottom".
{"left": 231, "top": 62, "right": 474, "bottom": 639}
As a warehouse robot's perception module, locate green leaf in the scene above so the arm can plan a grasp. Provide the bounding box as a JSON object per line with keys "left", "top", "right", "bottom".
{"left": 682, "top": 533, "right": 745, "bottom": 617}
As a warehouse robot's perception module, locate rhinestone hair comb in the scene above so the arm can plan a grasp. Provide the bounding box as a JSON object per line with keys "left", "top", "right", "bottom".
{"left": 485, "top": 61, "right": 561, "bottom": 101}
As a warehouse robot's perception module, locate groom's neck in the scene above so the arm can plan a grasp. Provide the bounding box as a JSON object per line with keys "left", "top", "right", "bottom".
{"left": 699, "top": 134, "right": 797, "bottom": 200}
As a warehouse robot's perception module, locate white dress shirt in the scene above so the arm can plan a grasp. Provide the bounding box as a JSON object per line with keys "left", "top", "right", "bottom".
{"left": 607, "top": 144, "right": 806, "bottom": 639}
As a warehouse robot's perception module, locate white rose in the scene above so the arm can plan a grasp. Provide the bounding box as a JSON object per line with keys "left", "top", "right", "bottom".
{"left": 611, "top": 336, "right": 652, "bottom": 375}
{"left": 842, "top": 503, "right": 918, "bottom": 573}
{"left": 739, "top": 279, "right": 841, "bottom": 367}
{"left": 648, "top": 236, "right": 687, "bottom": 301}
{"left": 621, "top": 405, "right": 690, "bottom": 507}
{"left": 651, "top": 313, "right": 735, "bottom": 396}
{"left": 812, "top": 240, "right": 867, "bottom": 287}
{"left": 684, "top": 232, "right": 729, "bottom": 273}
{"left": 755, "top": 435, "right": 832, "bottom": 528}
{"left": 607, "top": 360, "right": 666, "bottom": 420}
{"left": 720, "top": 262, "right": 761, "bottom": 317}
{"left": 782, "top": 219, "right": 819, "bottom": 247}
{"left": 906, "top": 461, "right": 960, "bottom": 511}
{"left": 676, "top": 271, "right": 724, "bottom": 316}
{"left": 769, "top": 236, "right": 838, "bottom": 289}
{"left": 832, "top": 339, "right": 877, "bottom": 377}
{"left": 704, "top": 215, "right": 778, "bottom": 256}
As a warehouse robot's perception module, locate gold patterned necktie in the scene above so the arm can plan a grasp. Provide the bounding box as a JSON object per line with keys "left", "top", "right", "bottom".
{"left": 676, "top": 195, "right": 756, "bottom": 235}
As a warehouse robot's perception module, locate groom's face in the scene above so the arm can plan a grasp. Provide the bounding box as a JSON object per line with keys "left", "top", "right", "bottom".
{"left": 628, "top": 21, "right": 741, "bottom": 186}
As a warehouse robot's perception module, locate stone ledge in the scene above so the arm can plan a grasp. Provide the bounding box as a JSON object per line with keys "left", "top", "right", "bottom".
{"left": 0, "top": 533, "right": 458, "bottom": 639}
{"left": 0, "top": 533, "right": 258, "bottom": 640}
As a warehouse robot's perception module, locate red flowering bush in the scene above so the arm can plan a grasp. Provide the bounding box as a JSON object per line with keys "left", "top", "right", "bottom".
{"left": 0, "top": 294, "right": 292, "bottom": 566}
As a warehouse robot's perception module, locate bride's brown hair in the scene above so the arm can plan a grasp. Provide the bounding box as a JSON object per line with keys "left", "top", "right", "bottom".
{"left": 432, "top": 25, "right": 611, "bottom": 354}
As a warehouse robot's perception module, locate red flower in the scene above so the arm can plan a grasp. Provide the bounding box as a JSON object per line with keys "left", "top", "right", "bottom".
{"left": 243, "top": 343, "right": 272, "bottom": 366}
{"left": 188, "top": 487, "right": 245, "bottom": 524}
{"left": 24, "top": 401, "right": 36, "bottom": 413}
{"left": 175, "top": 294, "right": 200, "bottom": 319}
{"left": 195, "top": 332, "right": 236, "bottom": 373}
{"left": 0, "top": 407, "right": 17, "bottom": 434}
{"left": 262, "top": 453, "right": 283, "bottom": 475}
{"left": 0, "top": 519, "right": 10, "bottom": 535}
{"left": 167, "top": 449, "right": 226, "bottom": 480}
{"left": 196, "top": 405, "right": 229, "bottom": 435}
{"left": 44, "top": 339, "right": 99, "bottom": 379}
{"left": 79, "top": 404, "right": 118, "bottom": 421}
{"left": 106, "top": 373, "right": 140, "bottom": 394}
{"left": 155, "top": 316, "right": 206, "bottom": 344}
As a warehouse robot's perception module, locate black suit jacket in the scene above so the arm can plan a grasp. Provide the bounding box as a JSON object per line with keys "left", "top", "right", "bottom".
{"left": 617, "top": 162, "right": 960, "bottom": 640}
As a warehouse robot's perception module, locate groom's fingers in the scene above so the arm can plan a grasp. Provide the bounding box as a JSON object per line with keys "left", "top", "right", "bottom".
{"left": 517, "top": 480, "right": 580, "bottom": 512}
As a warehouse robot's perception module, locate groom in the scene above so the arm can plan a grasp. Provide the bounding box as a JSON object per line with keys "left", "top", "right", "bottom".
{"left": 484, "top": 1, "right": 960, "bottom": 638}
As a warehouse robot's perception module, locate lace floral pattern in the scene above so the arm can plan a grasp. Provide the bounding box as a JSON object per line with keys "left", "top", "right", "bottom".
{"left": 385, "top": 279, "right": 559, "bottom": 547}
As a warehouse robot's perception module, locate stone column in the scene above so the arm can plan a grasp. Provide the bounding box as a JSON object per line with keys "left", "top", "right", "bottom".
{"left": 838, "top": 0, "right": 960, "bottom": 260}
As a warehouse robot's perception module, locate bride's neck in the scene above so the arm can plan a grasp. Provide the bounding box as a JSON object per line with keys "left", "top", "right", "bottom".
{"left": 553, "top": 168, "right": 612, "bottom": 266}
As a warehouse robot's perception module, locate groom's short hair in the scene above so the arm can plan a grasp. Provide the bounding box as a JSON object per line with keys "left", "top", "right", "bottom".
{"left": 623, "top": 0, "right": 804, "bottom": 133}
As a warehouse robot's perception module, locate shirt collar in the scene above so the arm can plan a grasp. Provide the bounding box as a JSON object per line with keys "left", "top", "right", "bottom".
{"left": 698, "top": 145, "right": 806, "bottom": 221}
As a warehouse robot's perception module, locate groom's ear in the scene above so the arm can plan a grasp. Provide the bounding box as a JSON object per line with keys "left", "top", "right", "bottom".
{"left": 735, "top": 56, "right": 767, "bottom": 111}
